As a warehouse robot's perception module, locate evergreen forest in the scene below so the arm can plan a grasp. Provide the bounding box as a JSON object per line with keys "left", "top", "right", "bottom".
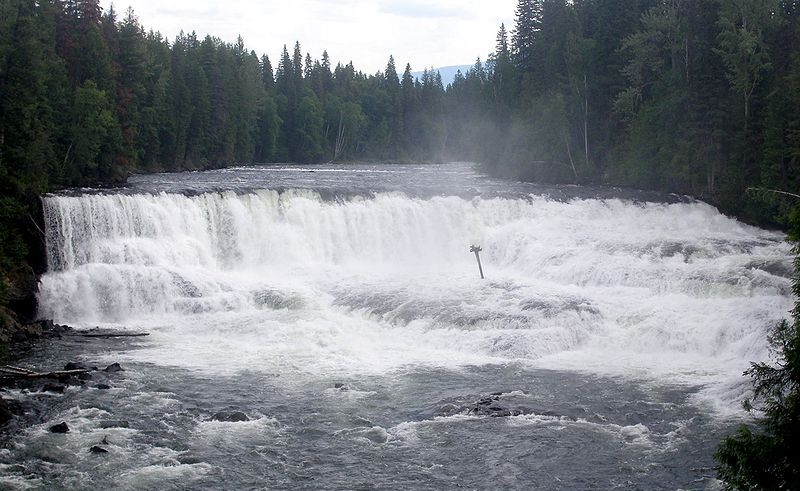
{"left": 2, "top": 0, "right": 800, "bottom": 313}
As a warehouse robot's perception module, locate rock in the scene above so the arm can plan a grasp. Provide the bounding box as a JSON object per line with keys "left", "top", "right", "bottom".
{"left": 104, "top": 363, "right": 124, "bottom": 373}
{"left": 95, "top": 384, "right": 111, "bottom": 390}
{"left": 64, "top": 362, "right": 88, "bottom": 371}
{"left": 36, "top": 319, "right": 55, "bottom": 331}
{"left": 0, "top": 397, "right": 14, "bottom": 426}
{"left": 437, "top": 403, "right": 461, "bottom": 417}
{"left": 36, "top": 320, "right": 72, "bottom": 338}
{"left": 11, "top": 322, "right": 42, "bottom": 342}
{"left": 58, "top": 374, "right": 87, "bottom": 386}
{"left": 41, "top": 384, "right": 65, "bottom": 394}
{"left": 99, "top": 420, "right": 129, "bottom": 429}
{"left": 334, "top": 383, "right": 345, "bottom": 389}
{"left": 49, "top": 421, "right": 69, "bottom": 433}
{"left": 477, "top": 396, "right": 496, "bottom": 406}
{"left": 432, "top": 392, "right": 535, "bottom": 419}
{"left": 211, "top": 411, "right": 249, "bottom": 422}
{"left": 89, "top": 445, "right": 108, "bottom": 454}
{"left": 178, "top": 455, "right": 204, "bottom": 465}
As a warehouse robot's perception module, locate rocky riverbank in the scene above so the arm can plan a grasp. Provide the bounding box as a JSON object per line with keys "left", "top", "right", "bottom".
{"left": 0, "top": 320, "right": 100, "bottom": 427}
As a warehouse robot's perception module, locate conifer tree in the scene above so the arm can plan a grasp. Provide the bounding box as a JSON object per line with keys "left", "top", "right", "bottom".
{"left": 512, "top": 0, "right": 543, "bottom": 73}
{"left": 260, "top": 54, "right": 274, "bottom": 89}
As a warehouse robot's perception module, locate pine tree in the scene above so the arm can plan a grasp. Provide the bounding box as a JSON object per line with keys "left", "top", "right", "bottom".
{"left": 512, "top": 0, "right": 543, "bottom": 73}
{"left": 320, "top": 51, "right": 333, "bottom": 93}
{"left": 260, "top": 54, "right": 274, "bottom": 89}
{"left": 491, "top": 24, "right": 517, "bottom": 108}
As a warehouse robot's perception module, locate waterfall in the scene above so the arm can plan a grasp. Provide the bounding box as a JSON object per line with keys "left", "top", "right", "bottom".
{"left": 38, "top": 188, "right": 793, "bottom": 400}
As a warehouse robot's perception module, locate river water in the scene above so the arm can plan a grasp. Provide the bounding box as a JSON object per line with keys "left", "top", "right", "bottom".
{"left": 0, "top": 162, "right": 793, "bottom": 489}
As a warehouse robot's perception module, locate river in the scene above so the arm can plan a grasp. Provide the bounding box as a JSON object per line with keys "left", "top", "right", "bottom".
{"left": 0, "top": 162, "right": 793, "bottom": 489}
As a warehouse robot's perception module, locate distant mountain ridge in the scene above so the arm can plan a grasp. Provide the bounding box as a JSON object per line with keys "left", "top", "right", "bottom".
{"left": 411, "top": 65, "right": 473, "bottom": 87}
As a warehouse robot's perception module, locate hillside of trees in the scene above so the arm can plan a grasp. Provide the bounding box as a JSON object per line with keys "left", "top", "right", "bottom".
{"left": 2, "top": 0, "right": 800, "bottom": 323}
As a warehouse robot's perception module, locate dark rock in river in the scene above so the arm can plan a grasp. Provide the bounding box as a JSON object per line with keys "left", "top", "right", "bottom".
{"left": 10, "top": 322, "right": 42, "bottom": 342}
{"left": 211, "top": 411, "right": 249, "bottom": 422}
{"left": 49, "top": 421, "right": 69, "bottom": 433}
{"left": 89, "top": 445, "right": 108, "bottom": 454}
{"left": 467, "top": 395, "right": 526, "bottom": 417}
{"left": 0, "top": 397, "right": 16, "bottom": 425}
{"left": 64, "top": 362, "right": 88, "bottom": 371}
{"left": 41, "top": 384, "right": 65, "bottom": 394}
{"left": 34, "top": 319, "right": 72, "bottom": 338}
{"left": 104, "top": 363, "right": 124, "bottom": 373}
{"left": 58, "top": 374, "right": 88, "bottom": 386}
{"left": 426, "top": 392, "right": 542, "bottom": 420}
{"left": 99, "top": 420, "right": 129, "bottom": 429}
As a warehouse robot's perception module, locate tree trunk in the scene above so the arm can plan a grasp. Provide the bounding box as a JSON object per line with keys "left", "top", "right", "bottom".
{"left": 564, "top": 133, "right": 579, "bottom": 183}
{"left": 583, "top": 74, "right": 589, "bottom": 170}
{"left": 333, "top": 110, "right": 345, "bottom": 161}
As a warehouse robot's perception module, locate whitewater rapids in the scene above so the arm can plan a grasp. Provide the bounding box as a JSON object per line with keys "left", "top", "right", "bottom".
{"left": 38, "top": 176, "right": 793, "bottom": 414}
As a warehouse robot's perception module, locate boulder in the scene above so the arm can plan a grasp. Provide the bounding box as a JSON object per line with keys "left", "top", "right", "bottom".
{"left": 211, "top": 411, "right": 249, "bottom": 422}
{"left": 49, "top": 421, "right": 69, "bottom": 433}
{"left": 104, "top": 363, "right": 124, "bottom": 373}
{"left": 432, "top": 393, "right": 537, "bottom": 419}
{"left": 0, "top": 397, "right": 14, "bottom": 425}
{"left": 41, "top": 384, "right": 65, "bottom": 394}
{"left": 99, "top": 420, "right": 129, "bottom": 429}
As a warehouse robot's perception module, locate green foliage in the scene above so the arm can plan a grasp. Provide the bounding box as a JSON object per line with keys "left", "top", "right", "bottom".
{"left": 0, "top": 198, "right": 27, "bottom": 271}
{"left": 715, "top": 0, "right": 777, "bottom": 122}
{"left": 68, "top": 81, "right": 117, "bottom": 181}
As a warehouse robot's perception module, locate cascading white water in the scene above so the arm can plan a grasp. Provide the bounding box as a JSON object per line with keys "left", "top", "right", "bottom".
{"left": 38, "top": 188, "right": 794, "bottom": 411}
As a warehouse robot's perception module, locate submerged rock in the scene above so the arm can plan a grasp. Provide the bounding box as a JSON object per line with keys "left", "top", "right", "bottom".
{"left": 0, "top": 397, "right": 15, "bottom": 425}
{"left": 211, "top": 411, "right": 249, "bottom": 422}
{"left": 95, "top": 384, "right": 111, "bottom": 390}
{"left": 49, "top": 421, "right": 69, "bottom": 433}
{"left": 431, "top": 392, "right": 539, "bottom": 419}
{"left": 41, "top": 384, "right": 65, "bottom": 394}
{"left": 104, "top": 363, "right": 124, "bottom": 373}
{"left": 99, "top": 420, "right": 129, "bottom": 429}
{"left": 89, "top": 445, "right": 108, "bottom": 454}
{"left": 467, "top": 395, "right": 526, "bottom": 417}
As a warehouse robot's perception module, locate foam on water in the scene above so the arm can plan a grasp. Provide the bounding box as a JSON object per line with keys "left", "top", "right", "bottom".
{"left": 38, "top": 187, "right": 794, "bottom": 412}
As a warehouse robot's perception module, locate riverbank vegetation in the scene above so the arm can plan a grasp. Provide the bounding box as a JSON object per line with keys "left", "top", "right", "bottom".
{"left": 1, "top": 2, "right": 799, "bottom": 324}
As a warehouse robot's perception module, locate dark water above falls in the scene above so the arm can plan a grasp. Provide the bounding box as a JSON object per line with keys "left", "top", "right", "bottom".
{"left": 1, "top": 163, "right": 794, "bottom": 489}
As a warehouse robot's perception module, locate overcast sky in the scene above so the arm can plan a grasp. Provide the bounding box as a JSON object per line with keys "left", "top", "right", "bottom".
{"left": 100, "top": 0, "right": 517, "bottom": 74}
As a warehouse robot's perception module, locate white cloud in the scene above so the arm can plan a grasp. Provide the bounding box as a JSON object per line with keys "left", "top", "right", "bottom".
{"left": 103, "top": 0, "right": 516, "bottom": 72}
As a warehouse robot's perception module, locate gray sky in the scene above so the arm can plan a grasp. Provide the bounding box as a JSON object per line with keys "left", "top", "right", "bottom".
{"left": 101, "top": 0, "right": 517, "bottom": 74}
